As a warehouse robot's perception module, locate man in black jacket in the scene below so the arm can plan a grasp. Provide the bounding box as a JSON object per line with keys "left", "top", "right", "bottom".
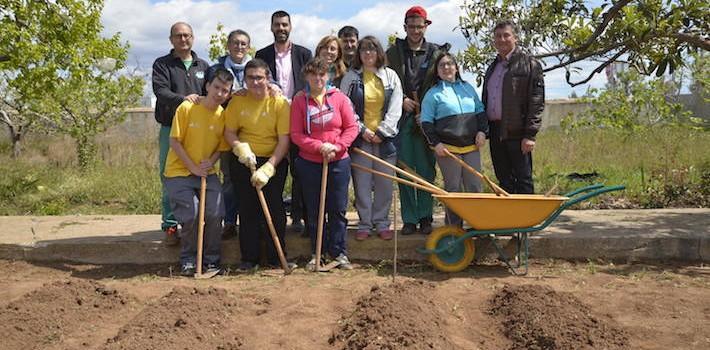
{"left": 152, "top": 22, "right": 210, "bottom": 244}
{"left": 256, "top": 10, "right": 312, "bottom": 234}
{"left": 482, "top": 20, "right": 544, "bottom": 194}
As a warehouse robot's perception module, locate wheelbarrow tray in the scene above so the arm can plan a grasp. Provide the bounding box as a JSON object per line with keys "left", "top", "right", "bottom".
{"left": 433, "top": 193, "right": 569, "bottom": 230}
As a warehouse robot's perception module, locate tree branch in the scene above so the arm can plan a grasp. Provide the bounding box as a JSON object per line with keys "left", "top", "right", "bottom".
{"left": 567, "top": 47, "right": 629, "bottom": 87}
{"left": 670, "top": 32, "right": 710, "bottom": 51}
{"left": 541, "top": 39, "right": 631, "bottom": 72}
{"left": 536, "top": 0, "right": 633, "bottom": 59}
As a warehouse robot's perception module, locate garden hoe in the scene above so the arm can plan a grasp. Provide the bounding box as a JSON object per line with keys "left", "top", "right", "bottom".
{"left": 195, "top": 176, "right": 219, "bottom": 279}
{"left": 312, "top": 155, "right": 340, "bottom": 272}
{"left": 250, "top": 164, "right": 292, "bottom": 275}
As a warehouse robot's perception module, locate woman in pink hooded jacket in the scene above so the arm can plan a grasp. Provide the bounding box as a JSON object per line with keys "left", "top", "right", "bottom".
{"left": 290, "top": 57, "right": 359, "bottom": 270}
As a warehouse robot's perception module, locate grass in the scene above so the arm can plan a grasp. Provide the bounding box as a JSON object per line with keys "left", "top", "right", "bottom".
{"left": 0, "top": 126, "right": 708, "bottom": 215}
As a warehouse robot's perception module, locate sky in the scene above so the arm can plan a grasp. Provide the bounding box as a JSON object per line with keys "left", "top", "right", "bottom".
{"left": 102, "top": 0, "right": 608, "bottom": 100}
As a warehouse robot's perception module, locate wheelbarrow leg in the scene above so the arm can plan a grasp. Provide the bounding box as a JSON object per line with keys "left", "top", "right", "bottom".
{"left": 491, "top": 233, "right": 529, "bottom": 276}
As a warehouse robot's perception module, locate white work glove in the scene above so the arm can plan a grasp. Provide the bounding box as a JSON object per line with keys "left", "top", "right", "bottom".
{"left": 251, "top": 162, "right": 275, "bottom": 189}
{"left": 232, "top": 143, "right": 256, "bottom": 169}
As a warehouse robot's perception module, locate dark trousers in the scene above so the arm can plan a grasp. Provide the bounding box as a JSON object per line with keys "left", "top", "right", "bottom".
{"left": 220, "top": 152, "right": 239, "bottom": 225}
{"left": 489, "top": 121, "right": 534, "bottom": 194}
{"left": 288, "top": 145, "right": 307, "bottom": 224}
{"left": 295, "top": 157, "right": 350, "bottom": 258}
{"left": 231, "top": 157, "right": 288, "bottom": 265}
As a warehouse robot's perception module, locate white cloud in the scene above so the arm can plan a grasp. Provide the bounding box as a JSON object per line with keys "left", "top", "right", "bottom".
{"left": 101, "top": 0, "right": 605, "bottom": 100}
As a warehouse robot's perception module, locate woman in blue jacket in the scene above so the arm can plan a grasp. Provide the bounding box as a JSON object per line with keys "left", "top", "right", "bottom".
{"left": 420, "top": 52, "right": 488, "bottom": 227}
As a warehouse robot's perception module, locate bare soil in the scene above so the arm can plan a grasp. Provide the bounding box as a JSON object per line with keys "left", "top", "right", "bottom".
{"left": 0, "top": 259, "right": 708, "bottom": 350}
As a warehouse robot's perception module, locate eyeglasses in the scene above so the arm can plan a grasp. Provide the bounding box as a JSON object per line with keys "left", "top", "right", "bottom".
{"left": 437, "top": 61, "right": 456, "bottom": 68}
{"left": 405, "top": 24, "right": 427, "bottom": 31}
{"left": 246, "top": 75, "right": 266, "bottom": 82}
{"left": 171, "top": 33, "right": 192, "bottom": 39}
{"left": 229, "top": 41, "right": 249, "bottom": 47}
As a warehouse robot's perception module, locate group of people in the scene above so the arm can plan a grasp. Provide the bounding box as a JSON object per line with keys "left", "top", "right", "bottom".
{"left": 152, "top": 6, "right": 545, "bottom": 276}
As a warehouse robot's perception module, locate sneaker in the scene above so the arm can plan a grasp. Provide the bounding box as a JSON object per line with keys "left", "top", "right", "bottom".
{"left": 335, "top": 254, "right": 353, "bottom": 270}
{"left": 237, "top": 261, "right": 258, "bottom": 271}
{"left": 164, "top": 226, "right": 179, "bottom": 246}
{"left": 291, "top": 219, "right": 304, "bottom": 233}
{"left": 378, "top": 229, "right": 394, "bottom": 240}
{"left": 401, "top": 223, "right": 417, "bottom": 236}
{"left": 221, "top": 223, "right": 238, "bottom": 240}
{"left": 305, "top": 256, "right": 317, "bottom": 272}
{"left": 355, "top": 230, "right": 370, "bottom": 241}
{"left": 419, "top": 219, "right": 433, "bottom": 235}
{"left": 204, "top": 263, "right": 223, "bottom": 275}
{"left": 180, "top": 262, "right": 196, "bottom": 276}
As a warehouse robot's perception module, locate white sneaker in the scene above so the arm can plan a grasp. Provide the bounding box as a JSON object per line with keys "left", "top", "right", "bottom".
{"left": 306, "top": 256, "right": 317, "bottom": 272}
{"left": 335, "top": 254, "right": 353, "bottom": 270}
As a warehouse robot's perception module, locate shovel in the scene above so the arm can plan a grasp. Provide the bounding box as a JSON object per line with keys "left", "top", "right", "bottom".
{"left": 443, "top": 148, "right": 510, "bottom": 197}
{"left": 313, "top": 155, "right": 341, "bottom": 272}
{"left": 250, "top": 164, "right": 292, "bottom": 275}
{"left": 195, "top": 176, "right": 219, "bottom": 279}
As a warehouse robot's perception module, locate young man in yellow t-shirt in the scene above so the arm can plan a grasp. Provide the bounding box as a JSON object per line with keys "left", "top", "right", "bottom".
{"left": 224, "top": 58, "right": 293, "bottom": 271}
{"left": 164, "top": 68, "right": 232, "bottom": 276}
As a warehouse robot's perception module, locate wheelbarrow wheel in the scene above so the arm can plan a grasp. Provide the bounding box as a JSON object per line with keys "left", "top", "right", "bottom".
{"left": 425, "top": 226, "right": 475, "bottom": 272}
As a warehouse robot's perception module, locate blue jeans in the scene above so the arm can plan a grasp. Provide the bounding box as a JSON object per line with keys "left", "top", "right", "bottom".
{"left": 295, "top": 156, "right": 350, "bottom": 258}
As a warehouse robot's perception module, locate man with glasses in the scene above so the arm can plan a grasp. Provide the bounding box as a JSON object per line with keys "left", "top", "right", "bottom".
{"left": 256, "top": 10, "right": 312, "bottom": 234}
{"left": 386, "top": 6, "right": 449, "bottom": 236}
{"left": 482, "top": 20, "right": 544, "bottom": 194}
{"left": 152, "top": 22, "right": 210, "bottom": 245}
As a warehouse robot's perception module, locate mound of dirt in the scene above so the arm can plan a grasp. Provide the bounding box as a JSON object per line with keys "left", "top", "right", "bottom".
{"left": 0, "top": 279, "right": 133, "bottom": 350}
{"left": 104, "top": 286, "right": 243, "bottom": 350}
{"left": 489, "top": 284, "right": 630, "bottom": 350}
{"left": 329, "top": 280, "right": 456, "bottom": 350}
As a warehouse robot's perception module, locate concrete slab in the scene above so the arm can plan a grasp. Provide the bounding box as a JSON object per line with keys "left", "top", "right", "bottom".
{"left": 0, "top": 209, "right": 707, "bottom": 265}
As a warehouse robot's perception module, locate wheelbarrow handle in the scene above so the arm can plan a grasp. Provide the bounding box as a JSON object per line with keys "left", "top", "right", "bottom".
{"left": 563, "top": 183, "right": 605, "bottom": 197}
{"left": 560, "top": 185, "right": 626, "bottom": 210}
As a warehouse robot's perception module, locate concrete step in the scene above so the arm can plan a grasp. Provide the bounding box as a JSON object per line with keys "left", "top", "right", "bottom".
{"left": 0, "top": 209, "right": 708, "bottom": 265}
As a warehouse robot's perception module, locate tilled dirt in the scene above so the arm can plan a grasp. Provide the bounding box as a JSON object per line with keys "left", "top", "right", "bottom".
{"left": 489, "top": 284, "right": 630, "bottom": 350}
{"left": 104, "top": 286, "right": 243, "bottom": 350}
{"left": 330, "top": 280, "right": 454, "bottom": 349}
{"left": 0, "top": 279, "right": 134, "bottom": 350}
{"left": 0, "top": 260, "right": 708, "bottom": 350}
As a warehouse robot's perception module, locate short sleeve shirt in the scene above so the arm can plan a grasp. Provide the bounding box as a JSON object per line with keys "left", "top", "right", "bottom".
{"left": 224, "top": 94, "right": 290, "bottom": 157}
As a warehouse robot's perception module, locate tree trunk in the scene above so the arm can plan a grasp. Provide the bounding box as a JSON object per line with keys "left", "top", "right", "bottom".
{"left": 11, "top": 130, "right": 21, "bottom": 158}
{"left": 75, "top": 135, "right": 97, "bottom": 169}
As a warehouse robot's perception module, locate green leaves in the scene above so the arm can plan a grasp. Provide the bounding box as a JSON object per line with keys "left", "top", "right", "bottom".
{"left": 0, "top": 0, "right": 144, "bottom": 168}
{"left": 458, "top": 0, "right": 709, "bottom": 86}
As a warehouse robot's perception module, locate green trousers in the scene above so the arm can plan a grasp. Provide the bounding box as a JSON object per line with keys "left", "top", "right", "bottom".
{"left": 397, "top": 116, "right": 436, "bottom": 224}
{"left": 159, "top": 126, "right": 178, "bottom": 230}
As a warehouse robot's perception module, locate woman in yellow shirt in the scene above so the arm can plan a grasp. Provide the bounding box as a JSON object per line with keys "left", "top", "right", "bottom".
{"left": 223, "top": 58, "right": 292, "bottom": 271}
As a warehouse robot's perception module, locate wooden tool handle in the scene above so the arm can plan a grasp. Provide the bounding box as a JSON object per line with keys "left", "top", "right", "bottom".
{"left": 314, "top": 156, "right": 328, "bottom": 270}
{"left": 443, "top": 149, "right": 510, "bottom": 197}
{"left": 196, "top": 176, "right": 207, "bottom": 275}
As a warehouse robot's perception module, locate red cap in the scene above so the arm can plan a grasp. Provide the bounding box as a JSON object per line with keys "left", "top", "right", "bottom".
{"left": 405, "top": 6, "right": 432, "bottom": 25}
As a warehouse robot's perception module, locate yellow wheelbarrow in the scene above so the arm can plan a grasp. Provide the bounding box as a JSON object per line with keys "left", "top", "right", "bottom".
{"left": 351, "top": 148, "right": 624, "bottom": 275}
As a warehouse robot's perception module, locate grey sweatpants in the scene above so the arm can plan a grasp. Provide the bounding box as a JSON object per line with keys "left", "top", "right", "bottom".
{"left": 436, "top": 150, "right": 482, "bottom": 227}
{"left": 351, "top": 142, "right": 396, "bottom": 232}
{"left": 165, "top": 174, "right": 224, "bottom": 266}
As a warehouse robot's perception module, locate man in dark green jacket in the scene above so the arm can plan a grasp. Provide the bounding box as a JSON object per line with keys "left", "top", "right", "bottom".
{"left": 386, "top": 6, "right": 449, "bottom": 235}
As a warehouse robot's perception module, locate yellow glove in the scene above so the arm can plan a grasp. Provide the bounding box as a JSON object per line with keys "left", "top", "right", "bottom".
{"left": 232, "top": 143, "right": 256, "bottom": 168}
{"left": 251, "top": 162, "right": 275, "bottom": 189}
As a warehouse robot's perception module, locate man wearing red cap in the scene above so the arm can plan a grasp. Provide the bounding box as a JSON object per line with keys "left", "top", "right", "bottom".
{"left": 386, "top": 6, "right": 450, "bottom": 235}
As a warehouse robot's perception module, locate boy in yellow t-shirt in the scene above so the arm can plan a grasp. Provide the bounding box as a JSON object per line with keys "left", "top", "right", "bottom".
{"left": 164, "top": 68, "right": 232, "bottom": 276}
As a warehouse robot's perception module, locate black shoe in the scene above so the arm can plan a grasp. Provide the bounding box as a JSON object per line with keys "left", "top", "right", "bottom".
{"left": 221, "top": 223, "right": 238, "bottom": 240}
{"left": 180, "top": 262, "right": 196, "bottom": 276}
{"left": 204, "top": 263, "right": 223, "bottom": 275}
{"left": 291, "top": 219, "right": 304, "bottom": 233}
{"left": 164, "top": 226, "right": 180, "bottom": 246}
{"left": 401, "top": 223, "right": 417, "bottom": 235}
{"left": 237, "top": 261, "right": 258, "bottom": 271}
{"left": 419, "top": 219, "right": 433, "bottom": 235}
